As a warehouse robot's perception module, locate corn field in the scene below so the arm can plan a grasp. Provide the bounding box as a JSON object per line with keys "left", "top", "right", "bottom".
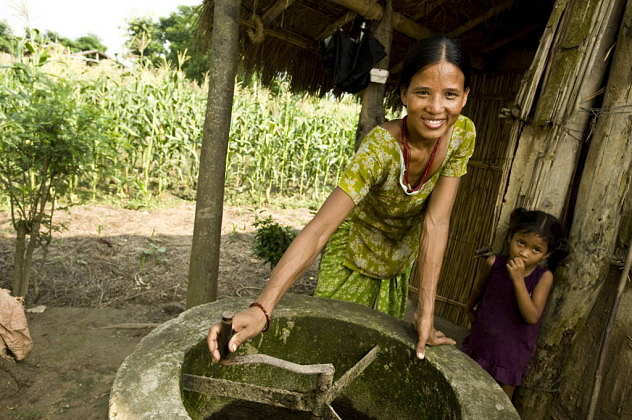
{"left": 228, "top": 79, "right": 358, "bottom": 205}
{"left": 0, "top": 42, "right": 359, "bottom": 208}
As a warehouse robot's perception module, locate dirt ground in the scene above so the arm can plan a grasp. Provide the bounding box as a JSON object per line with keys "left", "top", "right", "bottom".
{"left": 0, "top": 198, "right": 317, "bottom": 420}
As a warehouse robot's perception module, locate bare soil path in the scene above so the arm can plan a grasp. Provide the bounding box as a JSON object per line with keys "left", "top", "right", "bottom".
{"left": 0, "top": 198, "right": 316, "bottom": 419}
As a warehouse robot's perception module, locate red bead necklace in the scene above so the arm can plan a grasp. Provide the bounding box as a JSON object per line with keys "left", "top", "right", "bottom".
{"left": 400, "top": 115, "right": 441, "bottom": 193}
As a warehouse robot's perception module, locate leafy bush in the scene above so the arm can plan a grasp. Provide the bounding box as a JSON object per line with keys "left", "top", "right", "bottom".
{"left": 252, "top": 217, "right": 297, "bottom": 268}
{"left": 0, "top": 46, "right": 104, "bottom": 297}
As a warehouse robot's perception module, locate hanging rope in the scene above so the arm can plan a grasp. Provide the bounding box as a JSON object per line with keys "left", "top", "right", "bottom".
{"left": 247, "top": 14, "right": 265, "bottom": 44}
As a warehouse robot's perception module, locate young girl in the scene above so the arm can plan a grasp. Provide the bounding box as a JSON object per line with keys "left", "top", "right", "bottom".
{"left": 462, "top": 208, "right": 569, "bottom": 398}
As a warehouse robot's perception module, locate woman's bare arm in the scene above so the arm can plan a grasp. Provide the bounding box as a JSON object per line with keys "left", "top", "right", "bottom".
{"left": 257, "top": 188, "right": 355, "bottom": 312}
{"left": 208, "top": 187, "right": 354, "bottom": 361}
{"left": 415, "top": 176, "right": 461, "bottom": 358}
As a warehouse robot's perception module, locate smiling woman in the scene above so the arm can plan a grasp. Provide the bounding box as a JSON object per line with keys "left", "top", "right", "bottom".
{"left": 208, "top": 36, "right": 476, "bottom": 364}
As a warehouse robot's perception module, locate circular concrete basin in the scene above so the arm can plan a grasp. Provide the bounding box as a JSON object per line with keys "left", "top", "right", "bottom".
{"left": 109, "top": 295, "right": 519, "bottom": 419}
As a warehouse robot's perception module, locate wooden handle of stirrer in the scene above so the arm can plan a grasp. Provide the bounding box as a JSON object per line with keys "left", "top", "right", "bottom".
{"left": 218, "top": 311, "right": 234, "bottom": 360}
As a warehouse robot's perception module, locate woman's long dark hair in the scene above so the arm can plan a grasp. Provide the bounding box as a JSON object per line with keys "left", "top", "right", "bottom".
{"left": 507, "top": 208, "right": 570, "bottom": 270}
{"left": 399, "top": 36, "right": 471, "bottom": 91}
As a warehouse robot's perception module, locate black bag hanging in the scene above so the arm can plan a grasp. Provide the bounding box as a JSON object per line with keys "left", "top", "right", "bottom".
{"left": 321, "top": 20, "right": 386, "bottom": 94}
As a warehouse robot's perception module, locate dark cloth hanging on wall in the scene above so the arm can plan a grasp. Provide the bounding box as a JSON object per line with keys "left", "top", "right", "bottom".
{"left": 321, "top": 21, "right": 386, "bottom": 94}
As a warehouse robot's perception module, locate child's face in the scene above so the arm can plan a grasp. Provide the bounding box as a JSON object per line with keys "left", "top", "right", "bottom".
{"left": 508, "top": 231, "right": 550, "bottom": 268}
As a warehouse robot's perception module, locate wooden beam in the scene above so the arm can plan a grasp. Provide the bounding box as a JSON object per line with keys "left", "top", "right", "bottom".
{"left": 327, "top": 0, "right": 434, "bottom": 39}
{"left": 317, "top": 10, "right": 357, "bottom": 40}
{"left": 480, "top": 24, "right": 541, "bottom": 54}
{"left": 240, "top": 19, "right": 316, "bottom": 50}
{"left": 412, "top": 0, "right": 449, "bottom": 20}
{"left": 448, "top": 0, "right": 514, "bottom": 38}
{"left": 262, "top": 0, "right": 297, "bottom": 24}
{"left": 392, "top": 12, "right": 434, "bottom": 39}
{"left": 389, "top": 0, "right": 510, "bottom": 75}
{"left": 328, "top": 0, "right": 382, "bottom": 20}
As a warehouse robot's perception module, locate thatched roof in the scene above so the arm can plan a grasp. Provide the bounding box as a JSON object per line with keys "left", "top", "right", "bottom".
{"left": 199, "top": 0, "right": 554, "bottom": 96}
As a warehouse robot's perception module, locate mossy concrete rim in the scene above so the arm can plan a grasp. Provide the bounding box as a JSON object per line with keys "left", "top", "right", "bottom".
{"left": 109, "top": 294, "right": 519, "bottom": 419}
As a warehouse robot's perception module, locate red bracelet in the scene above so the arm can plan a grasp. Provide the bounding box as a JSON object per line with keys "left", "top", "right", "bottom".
{"left": 250, "top": 302, "right": 271, "bottom": 332}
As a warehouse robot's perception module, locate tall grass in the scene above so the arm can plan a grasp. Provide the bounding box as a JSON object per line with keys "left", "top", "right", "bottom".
{"left": 0, "top": 42, "right": 359, "bottom": 208}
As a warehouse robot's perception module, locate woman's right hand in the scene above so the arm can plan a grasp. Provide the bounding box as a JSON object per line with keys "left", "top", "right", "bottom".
{"left": 207, "top": 306, "right": 268, "bottom": 362}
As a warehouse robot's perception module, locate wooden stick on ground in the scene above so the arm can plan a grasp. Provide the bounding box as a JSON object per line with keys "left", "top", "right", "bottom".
{"left": 99, "top": 323, "right": 160, "bottom": 329}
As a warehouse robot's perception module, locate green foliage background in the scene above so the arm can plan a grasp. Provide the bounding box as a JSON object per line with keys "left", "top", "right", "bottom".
{"left": 0, "top": 38, "right": 359, "bottom": 209}
{"left": 0, "top": 21, "right": 108, "bottom": 54}
{"left": 126, "top": 6, "right": 210, "bottom": 82}
{"left": 0, "top": 21, "right": 14, "bottom": 52}
{"left": 43, "top": 30, "right": 108, "bottom": 54}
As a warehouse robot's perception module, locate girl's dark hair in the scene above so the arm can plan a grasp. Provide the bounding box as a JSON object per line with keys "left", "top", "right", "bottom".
{"left": 399, "top": 36, "right": 470, "bottom": 90}
{"left": 507, "top": 208, "right": 570, "bottom": 270}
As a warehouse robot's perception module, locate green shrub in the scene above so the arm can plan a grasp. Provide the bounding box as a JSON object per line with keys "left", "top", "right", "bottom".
{"left": 252, "top": 216, "right": 297, "bottom": 268}
{"left": 0, "top": 47, "right": 104, "bottom": 298}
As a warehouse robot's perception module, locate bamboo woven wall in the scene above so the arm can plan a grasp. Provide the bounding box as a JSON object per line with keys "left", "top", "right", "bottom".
{"left": 434, "top": 71, "right": 523, "bottom": 327}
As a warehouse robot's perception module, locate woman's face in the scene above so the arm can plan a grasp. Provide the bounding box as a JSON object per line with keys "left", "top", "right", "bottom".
{"left": 400, "top": 61, "right": 469, "bottom": 143}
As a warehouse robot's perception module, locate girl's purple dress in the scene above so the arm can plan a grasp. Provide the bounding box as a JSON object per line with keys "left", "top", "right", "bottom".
{"left": 462, "top": 255, "right": 547, "bottom": 386}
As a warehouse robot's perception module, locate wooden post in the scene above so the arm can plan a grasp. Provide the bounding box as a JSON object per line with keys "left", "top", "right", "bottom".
{"left": 514, "top": 0, "right": 632, "bottom": 416}
{"left": 354, "top": 0, "right": 393, "bottom": 149}
{"left": 493, "top": 0, "right": 625, "bottom": 247}
{"left": 187, "top": 0, "right": 241, "bottom": 308}
{"left": 587, "top": 237, "right": 632, "bottom": 420}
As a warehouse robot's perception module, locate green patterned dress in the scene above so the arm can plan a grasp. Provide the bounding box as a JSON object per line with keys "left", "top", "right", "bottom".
{"left": 314, "top": 115, "right": 476, "bottom": 318}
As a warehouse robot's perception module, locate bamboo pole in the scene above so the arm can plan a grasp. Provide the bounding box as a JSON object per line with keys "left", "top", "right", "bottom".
{"left": 354, "top": 0, "right": 393, "bottom": 148}
{"left": 327, "top": 0, "right": 383, "bottom": 20}
{"left": 187, "top": 0, "right": 241, "bottom": 308}
{"left": 493, "top": 0, "right": 624, "bottom": 248}
{"left": 514, "top": 0, "right": 632, "bottom": 416}
{"left": 240, "top": 19, "right": 314, "bottom": 49}
{"left": 262, "top": 0, "right": 296, "bottom": 23}
{"left": 587, "top": 238, "right": 632, "bottom": 419}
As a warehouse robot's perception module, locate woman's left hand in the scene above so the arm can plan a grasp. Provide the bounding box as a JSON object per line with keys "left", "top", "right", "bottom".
{"left": 415, "top": 314, "right": 456, "bottom": 359}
